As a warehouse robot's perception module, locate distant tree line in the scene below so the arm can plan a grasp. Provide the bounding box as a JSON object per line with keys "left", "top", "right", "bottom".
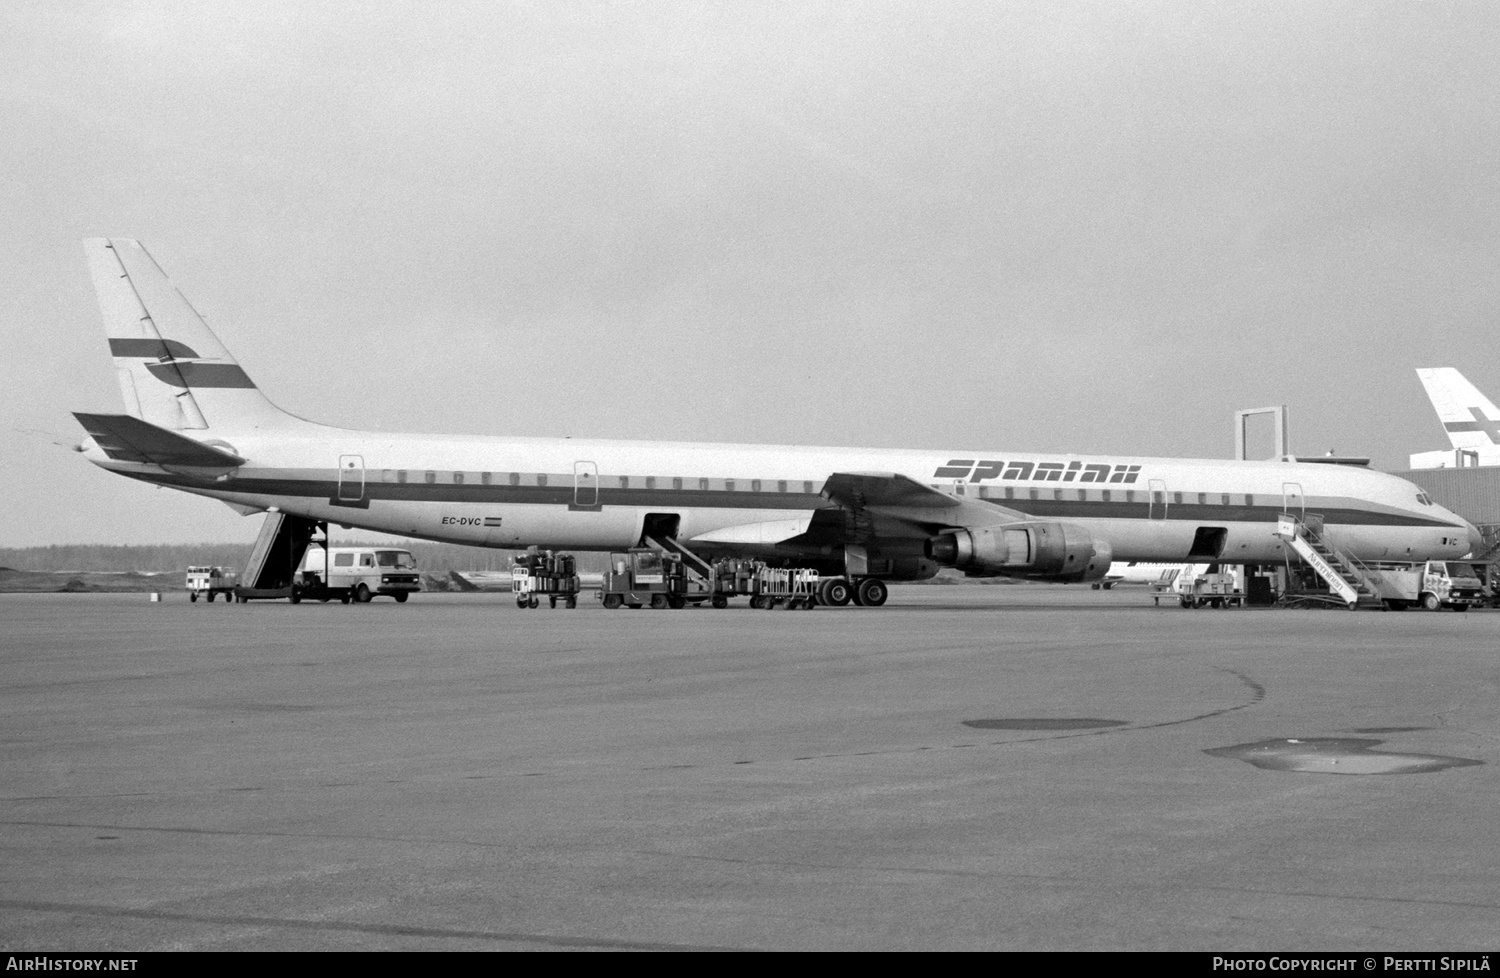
{"left": 0, "top": 540, "right": 614, "bottom": 574}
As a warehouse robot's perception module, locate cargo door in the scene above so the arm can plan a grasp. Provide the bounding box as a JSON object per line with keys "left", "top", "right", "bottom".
{"left": 338, "top": 455, "right": 365, "bottom": 501}
{"left": 1148, "top": 479, "right": 1168, "bottom": 520}
{"left": 574, "top": 461, "right": 598, "bottom": 507}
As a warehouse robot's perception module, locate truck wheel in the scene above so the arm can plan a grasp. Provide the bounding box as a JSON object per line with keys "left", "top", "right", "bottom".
{"left": 711, "top": 595, "right": 728, "bottom": 609}
{"left": 603, "top": 594, "right": 623, "bottom": 609}
{"left": 206, "top": 592, "right": 215, "bottom": 603}
{"left": 1452, "top": 604, "right": 1469, "bottom": 612}
{"left": 857, "top": 578, "right": 888, "bottom": 607}
{"left": 393, "top": 592, "right": 408, "bottom": 603}
{"left": 650, "top": 594, "right": 668, "bottom": 610}
{"left": 190, "top": 592, "right": 198, "bottom": 603}
{"left": 529, "top": 597, "right": 539, "bottom": 609}
{"left": 340, "top": 592, "right": 351, "bottom": 605}
{"left": 290, "top": 589, "right": 301, "bottom": 605}
{"left": 1421, "top": 593, "right": 1441, "bottom": 611}
{"left": 565, "top": 597, "right": 577, "bottom": 609}
{"left": 668, "top": 595, "right": 685, "bottom": 609}
{"left": 355, "top": 584, "right": 371, "bottom": 604}
{"left": 1179, "top": 596, "right": 1192, "bottom": 609}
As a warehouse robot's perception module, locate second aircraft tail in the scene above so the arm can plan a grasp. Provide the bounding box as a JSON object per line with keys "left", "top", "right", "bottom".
{"left": 1415, "top": 367, "right": 1500, "bottom": 450}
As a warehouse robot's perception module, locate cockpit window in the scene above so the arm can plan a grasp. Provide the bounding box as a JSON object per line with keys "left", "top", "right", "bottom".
{"left": 1416, "top": 493, "right": 1433, "bottom": 506}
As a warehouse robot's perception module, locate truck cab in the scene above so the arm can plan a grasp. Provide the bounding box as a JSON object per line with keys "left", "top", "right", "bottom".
{"left": 1422, "top": 561, "right": 1487, "bottom": 611}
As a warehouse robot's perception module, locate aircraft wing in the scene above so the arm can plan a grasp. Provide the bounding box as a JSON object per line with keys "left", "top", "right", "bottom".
{"left": 73, "top": 413, "right": 246, "bottom": 467}
{"left": 821, "top": 471, "right": 1028, "bottom": 528}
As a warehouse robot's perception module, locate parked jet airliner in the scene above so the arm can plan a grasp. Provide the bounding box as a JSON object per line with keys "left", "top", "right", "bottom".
{"left": 1409, "top": 367, "right": 1500, "bottom": 469}
{"left": 71, "top": 239, "right": 1481, "bottom": 606}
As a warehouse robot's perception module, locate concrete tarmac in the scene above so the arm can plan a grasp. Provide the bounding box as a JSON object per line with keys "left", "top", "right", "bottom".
{"left": 2, "top": 588, "right": 1498, "bottom": 951}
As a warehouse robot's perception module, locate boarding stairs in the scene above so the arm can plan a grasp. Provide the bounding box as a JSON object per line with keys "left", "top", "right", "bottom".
{"left": 234, "top": 512, "right": 323, "bottom": 600}
{"left": 1274, "top": 513, "right": 1382, "bottom": 609}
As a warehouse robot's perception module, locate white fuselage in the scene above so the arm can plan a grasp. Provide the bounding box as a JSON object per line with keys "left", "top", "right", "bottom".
{"left": 86, "top": 421, "right": 1480, "bottom": 573}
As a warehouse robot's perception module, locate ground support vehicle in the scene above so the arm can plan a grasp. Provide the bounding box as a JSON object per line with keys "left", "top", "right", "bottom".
{"left": 186, "top": 566, "right": 238, "bottom": 603}
{"left": 598, "top": 549, "right": 692, "bottom": 609}
{"left": 1171, "top": 564, "right": 1245, "bottom": 609}
{"left": 512, "top": 549, "right": 580, "bottom": 609}
{"left": 1358, "top": 561, "right": 1489, "bottom": 611}
{"left": 706, "top": 559, "right": 829, "bottom": 609}
{"left": 294, "top": 546, "right": 422, "bottom": 604}
{"left": 746, "top": 567, "right": 821, "bottom": 610}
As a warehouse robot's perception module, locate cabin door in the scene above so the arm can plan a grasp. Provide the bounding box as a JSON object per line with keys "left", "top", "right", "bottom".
{"left": 1281, "top": 482, "right": 1304, "bottom": 521}
{"left": 574, "top": 461, "right": 599, "bottom": 507}
{"left": 337, "top": 455, "right": 365, "bottom": 501}
{"left": 1148, "top": 479, "right": 1168, "bottom": 520}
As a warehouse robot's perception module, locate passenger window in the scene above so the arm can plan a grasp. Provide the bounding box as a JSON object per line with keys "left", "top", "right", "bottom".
{"left": 335, "top": 553, "right": 354, "bottom": 567}
{"left": 397, "top": 470, "right": 408, "bottom": 484}
{"left": 481, "top": 472, "right": 492, "bottom": 486}
{"left": 1221, "top": 493, "right": 1230, "bottom": 506}
{"left": 1245, "top": 494, "right": 1253, "bottom": 507}
{"left": 751, "top": 480, "right": 761, "bottom": 493}
{"left": 453, "top": 472, "right": 464, "bottom": 485}
{"left": 1197, "top": 492, "right": 1206, "bottom": 505}
{"left": 1077, "top": 489, "right": 1087, "bottom": 502}
{"left": 673, "top": 478, "right": 682, "bottom": 490}
{"left": 1125, "top": 490, "right": 1135, "bottom": 504}
{"left": 509, "top": 472, "right": 520, "bottom": 486}
{"left": 778, "top": 480, "right": 787, "bottom": 493}
{"left": 725, "top": 479, "right": 736, "bottom": 492}
{"left": 700, "top": 478, "right": 710, "bottom": 491}
{"left": 803, "top": 481, "right": 814, "bottom": 494}
{"left": 618, "top": 476, "right": 629, "bottom": 489}
{"left": 537, "top": 473, "right": 547, "bottom": 487}
{"left": 425, "top": 471, "right": 436, "bottom": 484}
{"left": 646, "top": 477, "right": 656, "bottom": 490}
{"left": 360, "top": 554, "right": 373, "bottom": 567}
{"left": 1173, "top": 492, "right": 1182, "bottom": 505}
{"left": 1102, "top": 490, "right": 1111, "bottom": 502}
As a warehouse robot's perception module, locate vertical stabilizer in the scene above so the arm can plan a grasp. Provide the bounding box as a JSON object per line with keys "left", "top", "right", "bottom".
{"left": 83, "top": 239, "right": 303, "bottom": 432}
{"left": 1415, "top": 368, "right": 1500, "bottom": 451}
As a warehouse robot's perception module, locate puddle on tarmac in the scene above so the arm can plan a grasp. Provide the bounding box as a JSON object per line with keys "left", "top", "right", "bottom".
{"left": 962, "top": 718, "right": 1128, "bottom": 731}
{"left": 1205, "top": 737, "right": 1481, "bottom": 775}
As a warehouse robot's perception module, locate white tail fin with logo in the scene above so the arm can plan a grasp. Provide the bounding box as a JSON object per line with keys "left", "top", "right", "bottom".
{"left": 83, "top": 238, "right": 304, "bottom": 432}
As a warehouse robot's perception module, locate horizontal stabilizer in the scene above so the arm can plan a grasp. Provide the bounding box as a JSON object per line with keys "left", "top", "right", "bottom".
{"left": 73, "top": 413, "right": 245, "bottom": 467}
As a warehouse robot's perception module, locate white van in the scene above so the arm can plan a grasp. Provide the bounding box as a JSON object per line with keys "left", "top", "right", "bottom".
{"left": 298, "top": 546, "right": 421, "bottom": 603}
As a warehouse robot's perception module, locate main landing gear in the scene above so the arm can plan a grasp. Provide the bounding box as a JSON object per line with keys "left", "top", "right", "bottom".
{"left": 815, "top": 577, "right": 887, "bottom": 607}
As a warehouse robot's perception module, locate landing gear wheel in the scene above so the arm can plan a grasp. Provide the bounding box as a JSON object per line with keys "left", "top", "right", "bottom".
{"left": 1421, "top": 592, "right": 1441, "bottom": 611}
{"left": 711, "top": 595, "right": 728, "bottom": 609}
{"left": 856, "top": 578, "right": 888, "bottom": 607}
{"left": 355, "top": 584, "right": 371, "bottom": 604}
{"left": 603, "top": 594, "right": 623, "bottom": 609}
{"left": 818, "top": 578, "right": 853, "bottom": 607}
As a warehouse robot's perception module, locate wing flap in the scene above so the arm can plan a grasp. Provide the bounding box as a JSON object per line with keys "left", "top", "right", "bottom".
{"left": 73, "top": 412, "right": 245, "bottom": 467}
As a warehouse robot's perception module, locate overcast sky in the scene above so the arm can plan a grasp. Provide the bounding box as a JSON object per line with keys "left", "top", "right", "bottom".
{"left": 3, "top": 1, "right": 1498, "bottom": 547}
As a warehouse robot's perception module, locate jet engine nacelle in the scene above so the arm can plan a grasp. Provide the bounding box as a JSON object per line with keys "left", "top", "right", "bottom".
{"left": 927, "top": 522, "right": 1113, "bottom": 583}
